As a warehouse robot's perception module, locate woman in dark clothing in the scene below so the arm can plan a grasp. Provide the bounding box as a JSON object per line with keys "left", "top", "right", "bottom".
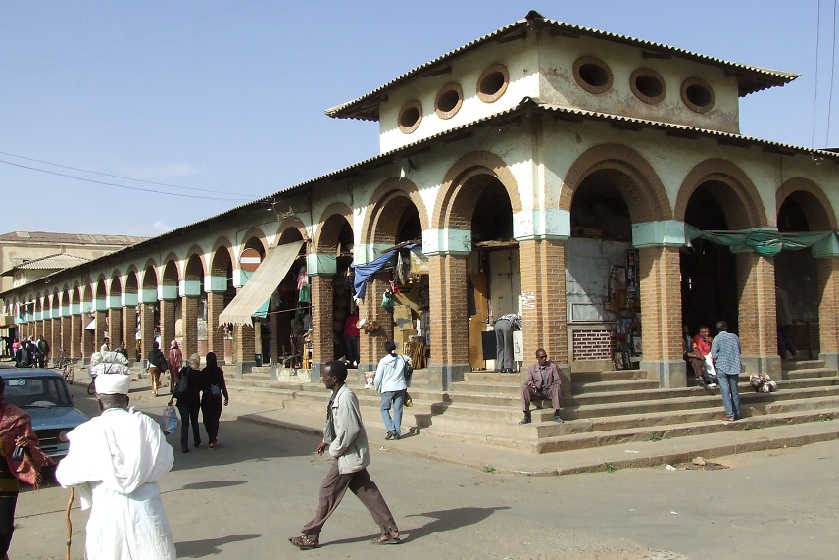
{"left": 0, "top": 376, "right": 53, "bottom": 559}
{"left": 169, "top": 353, "right": 203, "bottom": 453}
{"left": 200, "top": 352, "right": 228, "bottom": 449}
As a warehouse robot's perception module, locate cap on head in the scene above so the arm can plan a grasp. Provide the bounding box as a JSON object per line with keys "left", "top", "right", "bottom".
{"left": 94, "top": 373, "right": 131, "bottom": 395}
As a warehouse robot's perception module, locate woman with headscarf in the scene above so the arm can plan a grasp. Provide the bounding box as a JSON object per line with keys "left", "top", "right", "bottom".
{"left": 146, "top": 341, "right": 167, "bottom": 397}
{"left": 200, "top": 352, "right": 228, "bottom": 449}
{"left": 169, "top": 353, "right": 202, "bottom": 453}
{"left": 0, "top": 376, "right": 53, "bottom": 559}
{"left": 167, "top": 341, "right": 183, "bottom": 394}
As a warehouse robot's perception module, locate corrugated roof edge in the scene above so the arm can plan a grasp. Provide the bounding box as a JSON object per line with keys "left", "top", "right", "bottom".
{"left": 324, "top": 10, "right": 797, "bottom": 122}
{"left": 4, "top": 96, "right": 835, "bottom": 299}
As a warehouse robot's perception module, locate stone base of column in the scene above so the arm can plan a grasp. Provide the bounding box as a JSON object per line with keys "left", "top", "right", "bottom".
{"left": 428, "top": 363, "right": 470, "bottom": 391}
{"left": 742, "top": 355, "right": 782, "bottom": 379}
{"left": 819, "top": 352, "right": 839, "bottom": 374}
{"left": 300, "top": 364, "right": 322, "bottom": 383}
{"left": 640, "top": 359, "right": 687, "bottom": 388}
{"left": 232, "top": 361, "right": 256, "bottom": 378}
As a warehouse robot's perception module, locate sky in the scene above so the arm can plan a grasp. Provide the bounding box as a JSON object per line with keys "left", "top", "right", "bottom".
{"left": 1, "top": 0, "right": 837, "bottom": 238}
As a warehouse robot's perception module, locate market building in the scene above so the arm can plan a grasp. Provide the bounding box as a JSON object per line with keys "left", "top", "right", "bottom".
{"left": 4, "top": 11, "right": 839, "bottom": 398}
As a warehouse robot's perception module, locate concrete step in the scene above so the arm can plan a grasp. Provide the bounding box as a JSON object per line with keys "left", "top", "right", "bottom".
{"left": 570, "top": 379, "right": 661, "bottom": 394}
{"left": 782, "top": 359, "right": 826, "bottom": 371}
{"left": 785, "top": 368, "right": 838, "bottom": 380}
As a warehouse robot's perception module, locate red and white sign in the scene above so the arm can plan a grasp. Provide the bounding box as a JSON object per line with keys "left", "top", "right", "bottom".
{"left": 240, "top": 248, "right": 262, "bottom": 272}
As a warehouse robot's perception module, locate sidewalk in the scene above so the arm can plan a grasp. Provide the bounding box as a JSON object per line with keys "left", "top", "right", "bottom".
{"left": 116, "top": 374, "right": 839, "bottom": 477}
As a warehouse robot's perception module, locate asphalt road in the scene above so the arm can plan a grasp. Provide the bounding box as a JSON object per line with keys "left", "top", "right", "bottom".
{"left": 10, "top": 381, "right": 839, "bottom": 559}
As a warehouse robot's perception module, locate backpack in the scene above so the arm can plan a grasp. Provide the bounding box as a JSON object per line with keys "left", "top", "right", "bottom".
{"left": 173, "top": 368, "right": 189, "bottom": 398}
{"left": 402, "top": 356, "right": 413, "bottom": 382}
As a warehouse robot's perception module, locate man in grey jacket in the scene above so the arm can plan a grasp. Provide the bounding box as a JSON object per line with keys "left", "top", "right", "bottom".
{"left": 289, "top": 360, "right": 400, "bottom": 550}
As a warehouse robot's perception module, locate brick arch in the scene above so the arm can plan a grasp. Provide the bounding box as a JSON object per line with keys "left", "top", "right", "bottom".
{"left": 210, "top": 244, "right": 233, "bottom": 277}
{"left": 239, "top": 228, "right": 267, "bottom": 258}
{"left": 675, "top": 159, "right": 766, "bottom": 229}
{"left": 276, "top": 217, "right": 310, "bottom": 244}
{"left": 184, "top": 252, "right": 205, "bottom": 281}
{"left": 161, "top": 258, "right": 180, "bottom": 285}
{"left": 142, "top": 264, "right": 159, "bottom": 290}
{"left": 433, "top": 151, "right": 522, "bottom": 229}
{"left": 362, "top": 178, "right": 429, "bottom": 244}
{"left": 561, "top": 143, "right": 671, "bottom": 223}
{"left": 94, "top": 277, "right": 108, "bottom": 299}
{"left": 315, "top": 202, "right": 354, "bottom": 252}
{"left": 776, "top": 177, "right": 837, "bottom": 231}
{"left": 124, "top": 270, "right": 139, "bottom": 294}
{"left": 109, "top": 274, "right": 123, "bottom": 297}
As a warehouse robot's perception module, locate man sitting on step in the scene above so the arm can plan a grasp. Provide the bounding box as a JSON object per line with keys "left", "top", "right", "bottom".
{"left": 519, "top": 348, "right": 563, "bottom": 424}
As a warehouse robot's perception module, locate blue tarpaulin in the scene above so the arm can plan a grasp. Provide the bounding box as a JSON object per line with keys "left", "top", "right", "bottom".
{"left": 352, "top": 244, "right": 417, "bottom": 300}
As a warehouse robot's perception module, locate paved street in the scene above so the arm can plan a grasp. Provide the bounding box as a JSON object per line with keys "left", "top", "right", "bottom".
{"left": 10, "top": 381, "right": 839, "bottom": 559}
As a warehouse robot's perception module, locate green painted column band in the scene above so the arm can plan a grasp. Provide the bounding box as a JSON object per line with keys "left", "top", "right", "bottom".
{"left": 122, "top": 293, "right": 138, "bottom": 307}
{"left": 179, "top": 280, "right": 202, "bottom": 297}
{"left": 80, "top": 302, "right": 91, "bottom": 314}
{"left": 514, "top": 209, "right": 570, "bottom": 241}
{"left": 61, "top": 306, "right": 70, "bottom": 318}
{"left": 108, "top": 296, "right": 122, "bottom": 309}
{"left": 205, "top": 276, "right": 228, "bottom": 293}
{"left": 138, "top": 289, "right": 158, "bottom": 304}
{"left": 71, "top": 303, "right": 81, "bottom": 315}
{"left": 632, "top": 221, "right": 688, "bottom": 248}
{"left": 159, "top": 285, "right": 178, "bottom": 301}
{"left": 308, "top": 253, "right": 337, "bottom": 276}
{"left": 34, "top": 311, "right": 42, "bottom": 321}
{"left": 422, "top": 228, "right": 471, "bottom": 256}
{"left": 94, "top": 298, "right": 108, "bottom": 312}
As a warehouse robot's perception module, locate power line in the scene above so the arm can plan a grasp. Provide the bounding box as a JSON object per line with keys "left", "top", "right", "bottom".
{"left": 0, "top": 159, "right": 251, "bottom": 202}
{"left": 827, "top": 0, "right": 838, "bottom": 145}
{"left": 0, "top": 150, "right": 255, "bottom": 197}
{"left": 812, "top": 0, "right": 821, "bottom": 148}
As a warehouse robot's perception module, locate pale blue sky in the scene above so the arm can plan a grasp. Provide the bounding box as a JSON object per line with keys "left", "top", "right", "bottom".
{"left": 1, "top": 1, "right": 836, "bottom": 237}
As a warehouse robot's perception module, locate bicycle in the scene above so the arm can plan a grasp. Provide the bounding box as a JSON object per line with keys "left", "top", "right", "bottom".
{"left": 54, "top": 350, "right": 75, "bottom": 383}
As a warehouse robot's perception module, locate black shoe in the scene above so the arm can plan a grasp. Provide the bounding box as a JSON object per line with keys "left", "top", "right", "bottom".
{"left": 385, "top": 431, "right": 395, "bottom": 440}
{"left": 519, "top": 416, "right": 531, "bottom": 424}
{"left": 195, "top": 441, "right": 201, "bottom": 448}
{"left": 182, "top": 448, "right": 190, "bottom": 453}
{"left": 393, "top": 433, "right": 400, "bottom": 440}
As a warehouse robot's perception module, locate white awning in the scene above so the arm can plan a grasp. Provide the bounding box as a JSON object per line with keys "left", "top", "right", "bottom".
{"left": 219, "top": 240, "right": 304, "bottom": 326}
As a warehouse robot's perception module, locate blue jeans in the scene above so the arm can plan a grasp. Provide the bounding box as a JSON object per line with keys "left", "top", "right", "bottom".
{"left": 717, "top": 373, "right": 741, "bottom": 420}
{"left": 380, "top": 389, "right": 406, "bottom": 436}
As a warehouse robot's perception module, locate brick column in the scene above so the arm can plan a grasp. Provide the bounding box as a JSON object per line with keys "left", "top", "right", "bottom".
{"left": 427, "top": 253, "right": 470, "bottom": 390}
{"left": 518, "top": 238, "right": 568, "bottom": 372}
{"left": 94, "top": 311, "right": 107, "bottom": 354}
{"left": 71, "top": 315, "right": 82, "bottom": 359}
{"left": 140, "top": 305, "right": 155, "bottom": 366}
{"left": 49, "top": 319, "right": 58, "bottom": 361}
{"left": 358, "top": 277, "right": 394, "bottom": 375}
{"left": 61, "top": 316, "right": 72, "bottom": 358}
{"left": 269, "top": 309, "right": 279, "bottom": 365}
{"left": 122, "top": 307, "right": 135, "bottom": 358}
{"left": 232, "top": 287, "right": 255, "bottom": 376}
{"left": 109, "top": 308, "right": 123, "bottom": 352}
{"left": 182, "top": 296, "right": 199, "bottom": 359}
{"left": 81, "top": 316, "right": 95, "bottom": 359}
{"left": 310, "top": 275, "right": 335, "bottom": 380}
{"left": 736, "top": 252, "right": 781, "bottom": 378}
{"left": 160, "top": 300, "right": 176, "bottom": 351}
{"left": 638, "top": 245, "right": 685, "bottom": 387}
{"left": 816, "top": 256, "right": 839, "bottom": 371}
{"left": 206, "top": 292, "right": 225, "bottom": 358}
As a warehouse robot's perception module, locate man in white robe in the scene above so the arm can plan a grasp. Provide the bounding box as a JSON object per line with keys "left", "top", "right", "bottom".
{"left": 56, "top": 373, "right": 176, "bottom": 560}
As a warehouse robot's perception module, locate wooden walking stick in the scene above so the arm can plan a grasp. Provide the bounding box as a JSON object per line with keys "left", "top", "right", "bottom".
{"left": 65, "top": 487, "right": 74, "bottom": 560}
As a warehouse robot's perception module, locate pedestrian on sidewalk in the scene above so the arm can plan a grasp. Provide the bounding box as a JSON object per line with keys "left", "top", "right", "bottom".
{"left": 519, "top": 348, "right": 563, "bottom": 424}
{"left": 170, "top": 353, "right": 203, "bottom": 453}
{"left": 146, "top": 341, "right": 167, "bottom": 397}
{"left": 289, "top": 360, "right": 399, "bottom": 550}
{"left": 373, "top": 340, "right": 410, "bottom": 440}
{"left": 711, "top": 320, "right": 742, "bottom": 422}
{"left": 200, "top": 352, "right": 228, "bottom": 449}
{"left": 168, "top": 340, "right": 183, "bottom": 393}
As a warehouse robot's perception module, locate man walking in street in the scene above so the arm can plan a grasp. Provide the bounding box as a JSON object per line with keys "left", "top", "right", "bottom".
{"left": 56, "top": 373, "right": 176, "bottom": 559}
{"left": 289, "top": 360, "right": 399, "bottom": 550}
{"left": 711, "top": 321, "right": 742, "bottom": 422}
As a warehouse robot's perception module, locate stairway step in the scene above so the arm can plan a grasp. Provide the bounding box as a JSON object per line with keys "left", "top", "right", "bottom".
{"left": 785, "top": 368, "right": 838, "bottom": 380}
{"left": 782, "top": 359, "right": 826, "bottom": 371}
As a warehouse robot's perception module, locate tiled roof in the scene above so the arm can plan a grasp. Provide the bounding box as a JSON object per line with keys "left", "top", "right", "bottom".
{"left": 326, "top": 11, "right": 797, "bottom": 121}
{"left": 0, "top": 231, "right": 148, "bottom": 245}
{"left": 0, "top": 253, "right": 90, "bottom": 277}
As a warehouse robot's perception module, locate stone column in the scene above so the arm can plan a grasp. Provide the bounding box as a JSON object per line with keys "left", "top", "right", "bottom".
{"left": 736, "top": 252, "right": 781, "bottom": 378}
{"left": 233, "top": 322, "right": 255, "bottom": 375}
{"left": 815, "top": 252, "right": 839, "bottom": 371}
{"left": 517, "top": 237, "right": 569, "bottom": 379}
{"left": 109, "top": 308, "right": 123, "bottom": 352}
{"left": 160, "top": 300, "right": 176, "bottom": 351}
{"left": 122, "top": 307, "right": 136, "bottom": 359}
{"left": 81, "top": 316, "right": 95, "bottom": 359}
{"left": 358, "top": 277, "right": 394, "bottom": 374}
{"left": 182, "top": 296, "right": 199, "bottom": 359}
{"left": 426, "top": 253, "right": 470, "bottom": 390}
{"left": 71, "top": 314, "right": 83, "bottom": 359}
{"left": 94, "top": 311, "right": 107, "bottom": 353}
{"left": 49, "top": 318, "right": 58, "bottom": 360}
{"left": 206, "top": 291, "right": 225, "bottom": 357}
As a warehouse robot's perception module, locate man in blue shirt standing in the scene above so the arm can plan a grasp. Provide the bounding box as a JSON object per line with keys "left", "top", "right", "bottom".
{"left": 710, "top": 321, "right": 742, "bottom": 422}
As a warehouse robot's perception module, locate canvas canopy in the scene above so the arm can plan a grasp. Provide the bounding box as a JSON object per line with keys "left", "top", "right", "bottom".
{"left": 219, "top": 240, "right": 304, "bottom": 326}
{"left": 686, "top": 226, "right": 837, "bottom": 258}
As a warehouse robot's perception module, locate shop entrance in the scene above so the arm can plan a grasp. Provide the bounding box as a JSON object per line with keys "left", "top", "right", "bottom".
{"left": 680, "top": 182, "right": 739, "bottom": 335}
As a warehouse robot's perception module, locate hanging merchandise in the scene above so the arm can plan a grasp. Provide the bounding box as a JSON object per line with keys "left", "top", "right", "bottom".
{"left": 388, "top": 279, "right": 401, "bottom": 295}
{"left": 381, "top": 289, "right": 395, "bottom": 309}
{"left": 297, "top": 265, "right": 311, "bottom": 303}
{"left": 296, "top": 266, "right": 309, "bottom": 290}
{"left": 396, "top": 250, "right": 411, "bottom": 284}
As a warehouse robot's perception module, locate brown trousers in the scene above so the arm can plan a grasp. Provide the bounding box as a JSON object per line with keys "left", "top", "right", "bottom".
{"left": 149, "top": 366, "right": 161, "bottom": 395}
{"left": 521, "top": 382, "right": 562, "bottom": 413}
{"left": 301, "top": 460, "right": 397, "bottom": 537}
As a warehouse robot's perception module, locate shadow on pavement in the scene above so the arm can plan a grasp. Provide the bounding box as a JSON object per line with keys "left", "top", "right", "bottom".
{"left": 174, "top": 533, "right": 261, "bottom": 558}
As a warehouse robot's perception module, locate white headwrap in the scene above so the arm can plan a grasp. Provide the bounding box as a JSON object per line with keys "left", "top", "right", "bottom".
{"left": 94, "top": 373, "right": 131, "bottom": 395}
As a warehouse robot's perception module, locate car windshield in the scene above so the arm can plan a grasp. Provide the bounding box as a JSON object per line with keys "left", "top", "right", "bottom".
{"left": 3, "top": 377, "right": 74, "bottom": 408}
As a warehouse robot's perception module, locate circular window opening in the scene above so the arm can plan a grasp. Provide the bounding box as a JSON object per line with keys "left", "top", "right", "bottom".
{"left": 477, "top": 64, "right": 509, "bottom": 103}
{"left": 573, "top": 56, "right": 613, "bottom": 94}
{"left": 398, "top": 100, "right": 422, "bottom": 133}
{"left": 681, "top": 78, "right": 715, "bottom": 113}
{"left": 435, "top": 83, "right": 463, "bottom": 119}
{"left": 630, "top": 68, "right": 665, "bottom": 104}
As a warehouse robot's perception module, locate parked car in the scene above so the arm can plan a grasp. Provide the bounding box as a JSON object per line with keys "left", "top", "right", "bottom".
{"left": 0, "top": 368, "right": 89, "bottom": 460}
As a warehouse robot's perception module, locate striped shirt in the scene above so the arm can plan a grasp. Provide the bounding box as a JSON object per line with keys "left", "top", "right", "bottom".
{"left": 711, "top": 330, "right": 742, "bottom": 375}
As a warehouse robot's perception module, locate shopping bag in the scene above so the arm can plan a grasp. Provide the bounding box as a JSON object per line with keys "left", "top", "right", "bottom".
{"left": 162, "top": 405, "right": 178, "bottom": 435}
